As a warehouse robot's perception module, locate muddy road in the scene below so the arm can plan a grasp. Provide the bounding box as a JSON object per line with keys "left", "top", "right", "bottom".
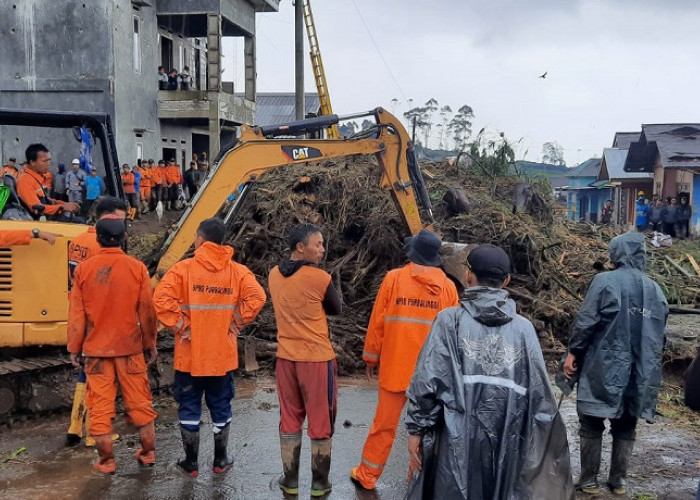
{"left": 0, "top": 377, "right": 698, "bottom": 500}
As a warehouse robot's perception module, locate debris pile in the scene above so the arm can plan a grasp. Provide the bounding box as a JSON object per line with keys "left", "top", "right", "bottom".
{"left": 133, "top": 157, "right": 700, "bottom": 374}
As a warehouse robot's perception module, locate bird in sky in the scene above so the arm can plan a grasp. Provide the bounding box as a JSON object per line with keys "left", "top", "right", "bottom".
{"left": 539, "top": 71, "right": 548, "bottom": 79}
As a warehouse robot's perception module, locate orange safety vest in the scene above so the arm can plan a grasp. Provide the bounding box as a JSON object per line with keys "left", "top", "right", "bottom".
{"left": 67, "top": 247, "right": 157, "bottom": 357}
{"left": 268, "top": 264, "right": 336, "bottom": 362}
{"left": 362, "top": 262, "right": 459, "bottom": 392}
{"left": 153, "top": 241, "right": 266, "bottom": 376}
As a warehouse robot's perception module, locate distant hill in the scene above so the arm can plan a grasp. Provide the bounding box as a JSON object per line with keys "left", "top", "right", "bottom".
{"left": 513, "top": 161, "right": 574, "bottom": 179}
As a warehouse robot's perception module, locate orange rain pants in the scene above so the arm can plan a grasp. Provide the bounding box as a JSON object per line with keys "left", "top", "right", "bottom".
{"left": 85, "top": 354, "right": 157, "bottom": 436}
{"left": 353, "top": 387, "right": 407, "bottom": 489}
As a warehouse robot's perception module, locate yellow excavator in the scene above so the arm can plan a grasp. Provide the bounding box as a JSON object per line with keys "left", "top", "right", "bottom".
{"left": 0, "top": 107, "right": 465, "bottom": 420}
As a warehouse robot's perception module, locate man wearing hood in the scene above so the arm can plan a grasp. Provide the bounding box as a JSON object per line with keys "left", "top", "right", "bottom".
{"left": 635, "top": 192, "right": 649, "bottom": 232}
{"left": 153, "top": 217, "right": 266, "bottom": 477}
{"left": 268, "top": 223, "right": 342, "bottom": 497}
{"left": 405, "top": 244, "right": 574, "bottom": 500}
{"left": 564, "top": 232, "right": 667, "bottom": 496}
{"left": 350, "top": 229, "right": 459, "bottom": 491}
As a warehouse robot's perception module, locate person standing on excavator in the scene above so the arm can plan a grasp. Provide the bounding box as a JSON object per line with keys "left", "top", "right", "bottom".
{"left": 153, "top": 217, "right": 266, "bottom": 477}
{"left": 67, "top": 215, "right": 158, "bottom": 474}
{"left": 268, "top": 223, "right": 342, "bottom": 498}
{"left": 350, "top": 229, "right": 459, "bottom": 491}
{"left": 65, "top": 196, "right": 127, "bottom": 448}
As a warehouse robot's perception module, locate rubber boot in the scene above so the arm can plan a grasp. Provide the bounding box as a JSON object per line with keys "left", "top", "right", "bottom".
{"left": 310, "top": 439, "right": 332, "bottom": 497}
{"left": 177, "top": 428, "right": 199, "bottom": 477}
{"left": 576, "top": 436, "right": 602, "bottom": 494}
{"left": 93, "top": 434, "right": 116, "bottom": 475}
{"left": 278, "top": 433, "right": 302, "bottom": 496}
{"left": 66, "top": 381, "right": 87, "bottom": 446}
{"left": 608, "top": 439, "right": 634, "bottom": 495}
{"left": 212, "top": 424, "right": 234, "bottom": 474}
{"left": 135, "top": 420, "right": 156, "bottom": 467}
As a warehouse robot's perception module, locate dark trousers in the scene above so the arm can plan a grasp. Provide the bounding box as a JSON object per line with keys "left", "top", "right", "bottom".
{"left": 676, "top": 221, "right": 688, "bottom": 239}
{"left": 174, "top": 370, "right": 235, "bottom": 432}
{"left": 578, "top": 411, "right": 638, "bottom": 441}
{"left": 651, "top": 221, "right": 663, "bottom": 232}
{"left": 664, "top": 222, "right": 676, "bottom": 237}
{"left": 156, "top": 185, "right": 168, "bottom": 202}
{"left": 169, "top": 184, "right": 179, "bottom": 203}
{"left": 126, "top": 193, "right": 139, "bottom": 211}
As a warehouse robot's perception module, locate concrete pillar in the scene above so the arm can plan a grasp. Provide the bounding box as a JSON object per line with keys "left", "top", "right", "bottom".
{"left": 207, "top": 14, "right": 221, "bottom": 92}
{"left": 244, "top": 36, "right": 256, "bottom": 103}
{"left": 209, "top": 116, "right": 220, "bottom": 162}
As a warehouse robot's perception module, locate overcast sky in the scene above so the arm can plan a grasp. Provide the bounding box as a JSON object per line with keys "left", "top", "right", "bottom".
{"left": 225, "top": 0, "right": 700, "bottom": 165}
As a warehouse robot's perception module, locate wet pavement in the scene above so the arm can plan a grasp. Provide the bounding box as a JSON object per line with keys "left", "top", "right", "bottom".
{"left": 0, "top": 377, "right": 698, "bottom": 499}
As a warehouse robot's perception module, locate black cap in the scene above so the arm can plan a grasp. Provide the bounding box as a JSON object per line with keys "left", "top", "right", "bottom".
{"left": 404, "top": 229, "right": 442, "bottom": 267}
{"left": 96, "top": 216, "right": 127, "bottom": 247}
{"left": 467, "top": 244, "right": 512, "bottom": 280}
{"left": 8, "top": 157, "right": 16, "bottom": 162}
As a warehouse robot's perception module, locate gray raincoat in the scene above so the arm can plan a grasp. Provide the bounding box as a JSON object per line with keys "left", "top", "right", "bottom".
{"left": 568, "top": 232, "right": 668, "bottom": 422}
{"left": 405, "top": 287, "right": 574, "bottom": 500}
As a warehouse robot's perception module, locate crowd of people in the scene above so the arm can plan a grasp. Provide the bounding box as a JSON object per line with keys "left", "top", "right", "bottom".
{"left": 158, "top": 65, "right": 193, "bottom": 91}
{"left": 1, "top": 148, "right": 209, "bottom": 222}
{"left": 601, "top": 191, "right": 693, "bottom": 238}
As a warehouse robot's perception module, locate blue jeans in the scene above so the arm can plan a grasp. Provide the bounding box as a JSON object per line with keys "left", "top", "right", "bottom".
{"left": 174, "top": 370, "right": 235, "bottom": 432}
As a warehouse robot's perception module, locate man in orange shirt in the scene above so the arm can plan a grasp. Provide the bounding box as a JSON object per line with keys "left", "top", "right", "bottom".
{"left": 67, "top": 215, "right": 158, "bottom": 474}
{"left": 154, "top": 160, "right": 168, "bottom": 208}
{"left": 154, "top": 217, "right": 266, "bottom": 477}
{"left": 65, "top": 197, "right": 127, "bottom": 447}
{"left": 350, "top": 229, "right": 459, "bottom": 491}
{"left": 268, "top": 223, "right": 342, "bottom": 497}
{"left": 0, "top": 228, "right": 58, "bottom": 246}
{"left": 121, "top": 164, "right": 139, "bottom": 220}
{"left": 1, "top": 156, "right": 19, "bottom": 179}
{"left": 17, "top": 144, "right": 80, "bottom": 221}
{"left": 165, "top": 160, "right": 182, "bottom": 211}
{"left": 139, "top": 161, "right": 153, "bottom": 213}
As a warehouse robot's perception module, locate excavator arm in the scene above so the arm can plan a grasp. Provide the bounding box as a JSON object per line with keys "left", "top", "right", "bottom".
{"left": 153, "top": 108, "right": 434, "bottom": 279}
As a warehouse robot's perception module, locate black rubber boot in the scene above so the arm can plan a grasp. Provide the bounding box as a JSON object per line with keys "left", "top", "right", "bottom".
{"left": 212, "top": 424, "right": 234, "bottom": 474}
{"left": 177, "top": 428, "right": 199, "bottom": 477}
{"left": 608, "top": 439, "right": 634, "bottom": 495}
{"left": 278, "top": 433, "right": 302, "bottom": 496}
{"left": 576, "top": 436, "right": 602, "bottom": 494}
{"left": 310, "top": 439, "right": 332, "bottom": 497}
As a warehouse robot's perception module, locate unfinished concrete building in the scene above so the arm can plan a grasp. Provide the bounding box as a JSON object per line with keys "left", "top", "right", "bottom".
{"left": 0, "top": 0, "right": 279, "bottom": 172}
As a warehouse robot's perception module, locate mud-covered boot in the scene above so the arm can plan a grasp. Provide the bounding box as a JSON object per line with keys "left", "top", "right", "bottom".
{"left": 93, "top": 434, "right": 116, "bottom": 475}
{"left": 177, "top": 428, "right": 200, "bottom": 477}
{"left": 278, "top": 432, "right": 302, "bottom": 495}
{"left": 212, "top": 424, "right": 234, "bottom": 474}
{"left": 576, "top": 436, "right": 602, "bottom": 494}
{"left": 66, "top": 381, "right": 87, "bottom": 446}
{"left": 135, "top": 420, "right": 156, "bottom": 467}
{"left": 608, "top": 439, "right": 634, "bottom": 495}
{"left": 310, "top": 438, "right": 332, "bottom": 497}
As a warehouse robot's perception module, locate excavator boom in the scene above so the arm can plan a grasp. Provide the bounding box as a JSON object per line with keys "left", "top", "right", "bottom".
{"left": 153, "top": 108, "right": 433, "bottom": 279}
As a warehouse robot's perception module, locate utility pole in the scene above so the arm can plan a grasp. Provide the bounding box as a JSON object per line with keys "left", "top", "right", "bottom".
{"left": 295, "top": 0, "right": 304, "bottom": 120}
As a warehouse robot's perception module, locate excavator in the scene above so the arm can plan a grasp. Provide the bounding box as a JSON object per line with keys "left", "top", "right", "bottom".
{"left": 0, "top": 107, "right": 466, "bottom": 420}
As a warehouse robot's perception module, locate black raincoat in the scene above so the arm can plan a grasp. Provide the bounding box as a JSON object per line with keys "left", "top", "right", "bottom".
{"left": 568, "top": 232, "right": 668, "bottom": 422}
{"left": 405, "top": 287, "right": 574, "bottom": 500}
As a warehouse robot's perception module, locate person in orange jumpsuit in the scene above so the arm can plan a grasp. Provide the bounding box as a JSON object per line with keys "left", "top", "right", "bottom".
{"left": 0, "top": 156, "right": 19, "bottom": 179}
{"left": 139, "top": 162, "right": 152, "bottom": 213}
{"left": 65, "top": 197, "right": 128, "bottom": 447}
{"left": 268, "top": 223, "right": 342, "bottom": 497}
{"left": 0, "top": 228, "right": 58, "bottom": 246}
{"left": 165, "top": 160, "right": 181, "bottom": 210}
{"left": 16, "top": 144, "right": 81, "bottom": 221}
{"left": 154, "top": 160, "right": 168, "bottom": 207}
{"left": 121, "top": 164, "right": 139, "bottom": 220}
{"left": 153, "top": 217, "right": 266, "bottom": 477}
{"left": 67, "top": 215, "right": 158, "bottom": 474}
{"left": 350, "top": 229, "right": 459, "bottom": 491}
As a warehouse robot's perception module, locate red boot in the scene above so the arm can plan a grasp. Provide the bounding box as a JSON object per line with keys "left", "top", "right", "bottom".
{"left": 135, "top": 421, "right": 156, "bottom": 467}
{"left": 93, "top": 434, "right": 116, "bottom": 475}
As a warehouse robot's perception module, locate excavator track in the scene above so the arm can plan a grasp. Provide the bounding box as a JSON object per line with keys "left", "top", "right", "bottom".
{"left": 0, "top": 339, "right": 175, "bottom": 427}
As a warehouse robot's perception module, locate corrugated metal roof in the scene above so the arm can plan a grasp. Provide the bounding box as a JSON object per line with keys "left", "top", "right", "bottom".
{"left": 612, "top": 132, "right": 641, "bottom": 149}
{"left": 251, "top": 92, "right": 321, "bottom": 126}
{"left": 641, "top": 123, "right": 700, "bottom": 169}
{"left": 568, "top": 158, "right": 601, "bottom": 178}
{"left": 601, "top": 148, "right": 652, "bottom": 180}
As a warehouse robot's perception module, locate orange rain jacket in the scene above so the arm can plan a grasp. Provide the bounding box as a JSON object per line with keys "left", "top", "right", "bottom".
{"left": 16, "top": 168, "right": 66, "bottom": 216}
{"left": 121, "top": 172, "right": 136, "bottom": 194}
{"left": 153, "top": 166, "right": 167, "bottom": 186}
{"left": 139, "top": 168, "right": 152, "bottom": 189}
{"left": 363, "top": 262, "right": 459, "bottom": 392}
{"left": 68, "top": 248, "right": 157, "bottom": 357}
{"left": 165, "top": 165, "right": 181, "bottom": 185}
{"left": 153, "top": 241, "right": 266, "bottom": 376}
{"left": 67, "top": 227, "right": 100, "bottom": 283}
{"left": 0, "top": 229, "right": 32, "bottom": 247}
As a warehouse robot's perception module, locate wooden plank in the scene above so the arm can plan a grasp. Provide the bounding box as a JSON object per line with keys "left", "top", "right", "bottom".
{"left": 665, "top": 255, "right": 692, "bottom": 277}
{"left": 686, "top": 253, "right": 700, "bottom": 276}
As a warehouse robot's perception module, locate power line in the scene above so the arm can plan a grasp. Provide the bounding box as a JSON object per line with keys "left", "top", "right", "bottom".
{"left": 349, "top": 0, "right": 408, "bottom": 102}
